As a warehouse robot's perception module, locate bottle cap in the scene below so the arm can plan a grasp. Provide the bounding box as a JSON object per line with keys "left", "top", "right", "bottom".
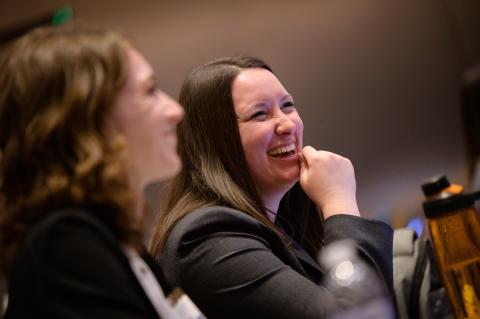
{"left": 423, "top": 193, "right": 475, "bottom": 218}
{"left": 421, "top": 175, "right": 450, "bottom": 196}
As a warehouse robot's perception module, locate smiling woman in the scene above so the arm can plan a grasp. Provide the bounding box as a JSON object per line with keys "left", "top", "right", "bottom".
{"left": 108, "top": 48, "right": 184, "bottom": 216}
{"left": 233, "top": 68, "right": 304, "bottom": 216}
{"left": 0, "top": 24, "right": 184, "bottom": 318}
{"left": 150, "top": 56, "right": 394, "bottom": 318}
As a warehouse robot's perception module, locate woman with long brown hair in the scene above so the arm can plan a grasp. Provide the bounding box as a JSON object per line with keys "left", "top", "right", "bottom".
{"left": 150, "top": 56, "right": 394, "bottom": 318}
{"left": 0, "top": 24, "right": 184, "bottom": 318}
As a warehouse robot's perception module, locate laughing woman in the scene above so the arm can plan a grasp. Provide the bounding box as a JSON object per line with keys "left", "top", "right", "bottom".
{"left": 150, "top": 56, "right": 393, "bottom": 318}
{"left": 0, "top": 25, "right": 184, "bottom": 318}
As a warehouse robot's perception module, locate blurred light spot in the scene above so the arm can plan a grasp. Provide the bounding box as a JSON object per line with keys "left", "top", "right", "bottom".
{"left": 334, "top": 261, "right": 354, "bottom": 286}
{"left": 406, "top": 217, "right": 424, "bottom": 236}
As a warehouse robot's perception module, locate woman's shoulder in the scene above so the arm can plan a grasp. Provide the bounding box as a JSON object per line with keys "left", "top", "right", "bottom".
{"left": 8, "top": 208, "right": 162, "bottom": 319}
{"left": 169, "top": 205, "right": 267, "bottom": 238}
{"left": 22, "top": 207, "right": 120, "bottom": 256}
{"left": 32, "top": 207, "right": 112, "bottom": 233}
{"left": 180, "top": 205, "right": 261, "bottom": 222}
{"left": 11, "top": 208, "right": 129, "bottom": 285}
{"left": 160, "top": 206, "right": 290, "bottom": 289}
{"left": 163, "top": 205, "right": 279, "bottom": 256}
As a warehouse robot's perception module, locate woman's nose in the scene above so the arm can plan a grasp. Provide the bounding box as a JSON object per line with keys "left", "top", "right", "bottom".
{"left": 167, "top": 98, "right": 185, "bottom": 124}
{"left": 275, "top": 112, "right": 296, "bottom": 135}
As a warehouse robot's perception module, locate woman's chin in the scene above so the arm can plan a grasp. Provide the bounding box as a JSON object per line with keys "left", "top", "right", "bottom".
{"left": 283, "top": 168, "right": 301, "bottom": 183}
{"left": 275, "top": 175, "right": 300, "bottom": 193}
{"left": 163, "top": 157, "right": 182, "bottom": 180}
{"left": 146, "top": 156, "right": 182, "bottom": 183}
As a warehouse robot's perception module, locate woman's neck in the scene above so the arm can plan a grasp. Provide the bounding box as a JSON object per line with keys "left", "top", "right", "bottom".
{"left": 262, "top": 192, "right": 285, "bottom": 223}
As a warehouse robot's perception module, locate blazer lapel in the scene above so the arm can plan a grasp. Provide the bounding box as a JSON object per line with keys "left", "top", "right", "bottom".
{"left": 288, "top": 238, "right": 325, "bottom": 276}
{"left": 275, "top": 220, "right": 325, "bottom": 284}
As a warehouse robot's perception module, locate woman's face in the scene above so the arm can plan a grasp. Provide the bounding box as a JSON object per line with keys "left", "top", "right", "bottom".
{"left": 109, "top": 48, "right": 184, "bottom": 188}
{"left": 232, "top": 68, "right": 303, "bottom": 201}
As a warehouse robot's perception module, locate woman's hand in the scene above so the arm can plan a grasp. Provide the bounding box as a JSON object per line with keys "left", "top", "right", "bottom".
{"left": 299, "top": 146, "right": 360, "bottom": 220}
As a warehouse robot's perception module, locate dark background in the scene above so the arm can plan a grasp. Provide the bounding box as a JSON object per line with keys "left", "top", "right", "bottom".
{"left": 1, "top": 0, "right": 479, "bottom": 225}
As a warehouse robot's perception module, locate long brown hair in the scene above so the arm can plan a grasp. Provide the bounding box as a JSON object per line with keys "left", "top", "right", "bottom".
{"left": 0, "top": 24, "right": 140, "bottom": 274}
{"left": 150, "top": 56, "right": 324, "bottom": 258}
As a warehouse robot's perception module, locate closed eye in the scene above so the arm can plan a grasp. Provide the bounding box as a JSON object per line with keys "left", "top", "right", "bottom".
{"left": 148, "top": 84, "right": 159, "bottom": 96}
{"left": 281, "top": 101, "right": 295, "bottom": 113}
{"left": 250, "top": 110, "right": 268, "bottom": 120}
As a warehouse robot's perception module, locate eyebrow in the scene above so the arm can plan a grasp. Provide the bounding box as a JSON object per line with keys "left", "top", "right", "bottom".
{"left": 247, "top": 93, "right": 293, "bottom": 108}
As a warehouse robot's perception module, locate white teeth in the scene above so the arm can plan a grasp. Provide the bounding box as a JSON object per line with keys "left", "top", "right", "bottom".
{"left": 268, "top": 143, "right": 296, "bottom": 156}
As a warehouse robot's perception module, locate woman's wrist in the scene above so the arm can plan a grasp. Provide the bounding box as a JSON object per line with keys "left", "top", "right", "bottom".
{"left": 318, "top": 199, "right": 361, "bottom": 220}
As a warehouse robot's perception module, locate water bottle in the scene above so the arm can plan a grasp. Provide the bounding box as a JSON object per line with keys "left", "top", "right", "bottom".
{"left": 319, "top": 239, "right": 394, "bottom": 319}
{"left": 422, "top": 175, "right": 480, "bottom": 319}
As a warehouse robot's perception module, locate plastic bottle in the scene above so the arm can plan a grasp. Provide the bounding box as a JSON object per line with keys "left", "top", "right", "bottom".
{"left": 319, "top": 239, "right": 394, "bottom": 319}
{"left": 422, "top": 175, "right": 480, "bottom": 319}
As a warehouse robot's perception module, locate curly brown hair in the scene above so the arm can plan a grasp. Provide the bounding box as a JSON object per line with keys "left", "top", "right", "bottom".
{"left": 0, "top": 24, "right": 141, "bottom": 274}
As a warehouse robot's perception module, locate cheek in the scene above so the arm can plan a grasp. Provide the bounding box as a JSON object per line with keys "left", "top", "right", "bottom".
{"left": 294, "top": 115, "right": 304, "bottom": 141}
{"left": 238, "top": 124, "right": 248, "bottom": 145}
{"left": 110, "top": 95, "right": 144, "bottom": 130}
{"left": 239, "top": 125, "right": 269, "bottom": 157}
{"left": 128, "top": 100, "right": 161, "bottom": 132}
{"left": 109, "top": 103, "right": 131, "bottom": 139}
{"left": 113, "top": 107, "right": 161, "bottom": 153}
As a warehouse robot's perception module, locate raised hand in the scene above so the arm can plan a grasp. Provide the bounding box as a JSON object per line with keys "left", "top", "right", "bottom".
{"left": 299, "top": 146, "right": 360, "bottom": 220}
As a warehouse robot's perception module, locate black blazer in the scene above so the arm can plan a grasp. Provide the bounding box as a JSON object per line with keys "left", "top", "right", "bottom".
{"left": 160, "top": 206, "right": 394, "bottom": 319}
{"left": 5, "top": 209, "right": 170, "bottom": 319}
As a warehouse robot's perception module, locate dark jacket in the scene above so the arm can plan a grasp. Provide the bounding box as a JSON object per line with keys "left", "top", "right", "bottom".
{"left": 5, "top": 208, "right": 170, "bottom": 319}
{"left": 160, "top": 206, "right": 394, "bottom": 319}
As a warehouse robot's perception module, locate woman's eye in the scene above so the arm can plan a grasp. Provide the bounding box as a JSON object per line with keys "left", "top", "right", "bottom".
{"left": 148, "top": 84, "right": 159, "bottom": 96}
{"left": 282, "top": 101, "right": 295, "bottom": 112}
{"left": 250, "top": 111, "right": 268, "bottom": 120}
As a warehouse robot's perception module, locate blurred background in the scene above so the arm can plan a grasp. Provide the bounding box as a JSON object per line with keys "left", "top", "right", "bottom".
{"left": 1, "top": 0, "right": 479, "bottom": 227}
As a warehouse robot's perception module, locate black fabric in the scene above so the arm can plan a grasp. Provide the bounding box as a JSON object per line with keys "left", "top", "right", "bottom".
{"left": 5, "top": 208, "right": 164, "bottom": 319}
{"left": 408, "top": 238, "right": 428, "bottom": 319}
{"left": 160, "top": 206, "right": 394, "bottom": 319}
{"left": 426, "top": 242, "right": 453, "bottom": 319}
{"left": 323, "top": 214, "right": 394, "bottom": 293}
